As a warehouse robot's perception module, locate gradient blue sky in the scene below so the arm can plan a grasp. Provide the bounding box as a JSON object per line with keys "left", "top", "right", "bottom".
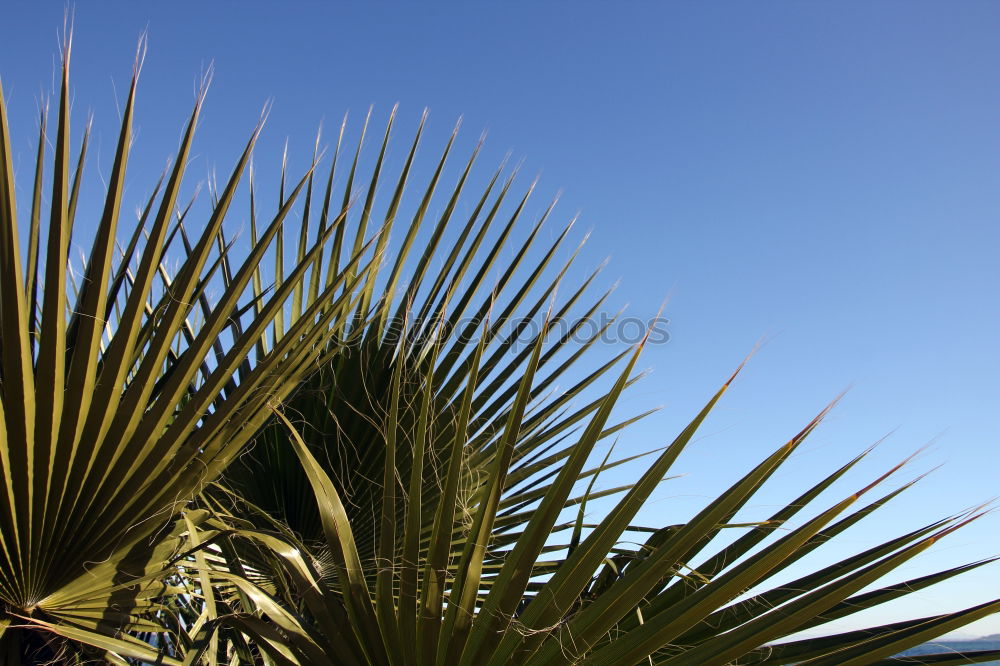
{"left": 3, "top": 2, "right": 999, "bottom": 638}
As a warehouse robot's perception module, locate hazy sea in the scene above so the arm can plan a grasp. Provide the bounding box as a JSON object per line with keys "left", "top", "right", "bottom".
{"left": 896, "top": 639, "right": 1000, "bottom": 663}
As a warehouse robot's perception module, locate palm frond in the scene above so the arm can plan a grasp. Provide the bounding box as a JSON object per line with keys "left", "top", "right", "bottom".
{"left": 0, "top": 40, "right": 362, "bottom": 658}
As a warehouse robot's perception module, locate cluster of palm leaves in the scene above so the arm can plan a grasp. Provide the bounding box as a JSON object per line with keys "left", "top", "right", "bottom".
{"left": 1, "top": 42, "right": 998, "bottom": 665}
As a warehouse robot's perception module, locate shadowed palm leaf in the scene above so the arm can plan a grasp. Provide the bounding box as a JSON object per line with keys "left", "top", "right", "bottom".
{"left": 215, "top": 107, "right": 643, "bottom": 594}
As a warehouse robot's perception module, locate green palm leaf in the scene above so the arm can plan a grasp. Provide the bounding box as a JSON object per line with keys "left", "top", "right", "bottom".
{"left": 208, "top": 333, "right": 995, "bottom": 665}
{"left": 184, "top": 94, "right": 996, "bottom": 666}
{"left": 0, "top": 40, "right": 363, "bottom": 661}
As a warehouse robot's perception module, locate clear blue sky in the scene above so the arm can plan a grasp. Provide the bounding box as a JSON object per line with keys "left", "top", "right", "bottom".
{"left": 3, "top": 1, "right": 998, "bottom": 638}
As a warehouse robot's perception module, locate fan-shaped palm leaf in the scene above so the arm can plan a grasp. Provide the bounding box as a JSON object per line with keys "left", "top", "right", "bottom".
{"left": 197, "top": 328, "right": 998, "bottom": 665}
{"left": 0, "top": 39, "right": 365, "bottom": 660}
